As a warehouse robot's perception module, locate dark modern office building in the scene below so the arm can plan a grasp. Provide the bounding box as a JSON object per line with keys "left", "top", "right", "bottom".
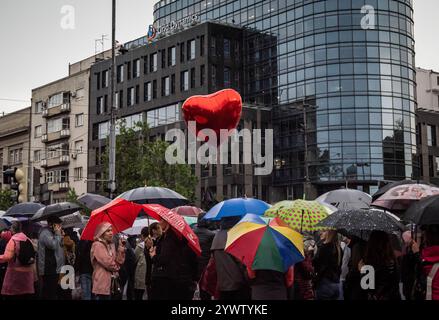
{"left": 88, "top": 21, "right": 272, "bottom": 205}
{"left": 153, "top": 0, "right": 418, "bottom": 199}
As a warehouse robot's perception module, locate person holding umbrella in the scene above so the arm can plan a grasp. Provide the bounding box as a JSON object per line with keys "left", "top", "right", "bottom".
{"left": 149, "top": 219, "right": 198, "bottom": 300}
{"left": 38, "top": 215, "right": 65, "bottom": 300}
{"left": 91, "top": 222, "right": 126, "bottom": 300}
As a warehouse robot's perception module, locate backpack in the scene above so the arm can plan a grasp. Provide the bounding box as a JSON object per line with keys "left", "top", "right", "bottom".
{"left": 14, "top": 239, "right": 36, "bottom": 266}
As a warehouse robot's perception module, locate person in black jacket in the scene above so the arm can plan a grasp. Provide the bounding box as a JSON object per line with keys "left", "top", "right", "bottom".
{"left": 76, "top": 239, "right": 93, "bottom": 300}
{"left": 192, "top": 212, "right": 216, "bottom": 300}
{"left": 149, "top": 220, "right": 198, "bottom": 300}
{"left": 313, "top": 230, "right": 342, "bottom": 300}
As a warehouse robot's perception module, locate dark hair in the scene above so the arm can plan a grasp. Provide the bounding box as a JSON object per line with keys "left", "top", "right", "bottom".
{"left": 424, "top": 225, "right": 439, "bottom": 247}
{"left": 141, "top": 226, "right": 149, "bottom": 238}
{"left": 11, "top": 221, "right": 22, "bottom": 234}
{"left": 149, "top": 222, "right": 160, "bottom": 236}
{"left": 364, "top": 231, "right": 396, "bottom": 267}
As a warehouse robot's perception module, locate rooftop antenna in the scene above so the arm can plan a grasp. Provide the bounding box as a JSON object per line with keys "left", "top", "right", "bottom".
{"left": 95, "top": 34, "right": 108, "bottom": 61}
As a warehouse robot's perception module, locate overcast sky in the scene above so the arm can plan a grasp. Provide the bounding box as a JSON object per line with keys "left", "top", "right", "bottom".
{"left": 0, "top": 0, "right": 437, "bottom": 114}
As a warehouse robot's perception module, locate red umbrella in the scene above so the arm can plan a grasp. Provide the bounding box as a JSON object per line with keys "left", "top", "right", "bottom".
{"left": 171, "top": 205, "right": 204, "bottom": 217}
{"left": 80, "top": 198, "right": 143, "bottom": 241}
{"left": 142, "top": 204, "right": 201, "bottom": 256}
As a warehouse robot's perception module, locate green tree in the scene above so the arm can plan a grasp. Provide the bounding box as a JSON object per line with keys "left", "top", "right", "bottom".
{"left": 103, "top": 121, "right": 198, "bottom": 203}
{"left": 67, "top": 187, "right": 91, "bottom": 216}
{"left": 0, "top": 189, "right": 14, "bottom": 211}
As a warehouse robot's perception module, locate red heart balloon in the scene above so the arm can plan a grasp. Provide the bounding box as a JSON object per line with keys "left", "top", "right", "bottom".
{"left": 182, "top": 89, "right": 242, "bottom": 146}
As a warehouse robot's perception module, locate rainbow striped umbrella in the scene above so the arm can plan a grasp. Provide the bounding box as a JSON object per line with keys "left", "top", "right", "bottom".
{"left": 264, "top": 200, "right": 334, "bottom": 233}
{"left": 225, "top": 214, "right": 304, "bottom": 273}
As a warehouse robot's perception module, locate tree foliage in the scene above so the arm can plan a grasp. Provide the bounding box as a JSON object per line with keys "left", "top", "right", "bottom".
{"left": 0, "top": 189, "right": 14, "bottom": 211}
{"left": 103, "top": 121, "right": 198, "bottom": 203}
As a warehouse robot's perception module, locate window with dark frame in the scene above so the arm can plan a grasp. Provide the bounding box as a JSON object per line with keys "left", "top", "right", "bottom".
{"left": 180, "top": 42, "right": 185, "bottom": 63}
{"left": 191, "top": 68, "right": 196, "bottom": 88}
{"left": 200, "top": 65, "right": 205, "bottom": 86}
{"left": 127, "top": 61, "right": 132, "bottom": 80}
{"left": 153, "top": 80, "right": 157, "bottom": 99}
{"left": 200, "top": 35, "right": 205, "bottom": 56}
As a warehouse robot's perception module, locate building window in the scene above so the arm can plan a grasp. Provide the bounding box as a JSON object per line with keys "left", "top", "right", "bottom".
{"left": 46, "top": 171, "right": 55, "bottom": 184}
{"left": 102, "top": 70, "right": 109, "bottom": 88}
{"left": 146, "top": 103, "right": 180, "bottom": 128}
{"left": 150, "top": 53, "right": 158, "bottom": 72}
{"left": 429, "top": 155, "right": 435, "bottom": 177}
{"left": 210, "top": 37, "right": 216, "bottom": 56}
{"left": 224, "top": 38, "right": 231, "bottom": 59}
{"left": 145, "top": 82, "right": 152, "bottom": 101}
{"left": 200, "top": 35, "right": 205, "bottom": 57}
{"left": 117, "top": 64, "right": 124, "bottom": 83}
{"left": 427, "top": 125, "right": 436, "bottom": 146}
{"left": 200, "top": 65, "right": 205, "bottom": 86}
{"left": 188, "top": 39, "right": 196, "bottom": 60}
{"left": 127, "top": 87, "right": 135, "bottom": 106}
{"left": 75, "top": 113, "right": 84, "bottom": 127}
{"left": 74, "top": 167, "right": 83, "bottom": 181}
{"left": 119, "top": 90, "right": 123, "bottom": 109}
{"left": 75, "top": 140, "right": 83, "bottom": 154}
{"left": 47, "top": 118, "right": 69, "bottom": 133}
{"left": 143, "top": 55, "right": 148, "bottom": 74}
{"left": 133, "top": 59, "right": 140, "bottom": 78}
{"left": 48, "top": 93, "right": 66, "bottom": 109}
{"left": 34, "top": 150, "right": 42, "bottom": 162}
{"left": 35, "top": 101, "right": 43, "bottom": 113}
{"left": 212, "top": 65, "right": 217, "bottom": 87}
{"left": 169, "top": 46, "right": 176, "bottom": 66}
{"left": 35, "top": 125, "right": 42, "bottom": 138}
{"left": 96, "top": 73, "right": 101, "bottom": 90}
{"left": 153, "top": 80, "right": 157, "bottom": 99}
{"left": 9, "top": 148, "right": 22, "bottom": 164}
{"left": 224, "top": 67, "right": 231, "bottom": 87}
{"left": 115, "top": 92, "right": 119, "bottom": 109}
{"left": 190, "top": 68, "right": 196, "bottom": 89}
{"left": 97, "top": 96, "right": 104, "bottom": 115}
{"left": 437, "top": 76, "right": 439, "bottom": 86}
{"left": 127, "top": 61, "right": 132, "bottom": 79}
{"left": 181, "top": 71, "right": 189, "bottom": 91}
{"left": 180, "top": 42, "right": 185, "bottom": 63}
{"left": 162, "top": 77, "right": 170, "bottom": 96}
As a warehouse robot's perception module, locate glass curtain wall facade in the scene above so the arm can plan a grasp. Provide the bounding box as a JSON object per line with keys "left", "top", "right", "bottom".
{"left": 153, "top": 0, "right": 417, "bottom": 196}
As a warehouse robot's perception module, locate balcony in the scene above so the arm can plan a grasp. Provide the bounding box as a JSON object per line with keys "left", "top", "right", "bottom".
{"left": 42, "top": 129, "right": 70, "bottom": 143}
{"left": 42, "top": 103, "right": 71, "bottom": 118}
{"left": 40, "top": 159, "right": 47, "bottom": 167}
{"left": 48, "top": 181, "right": 69, "bottom": 192}
{"left": 43, "top": 155, "right": 70, "bottom": 168}
{"left": 60, "top": 155, "right": 70, "bottom": 164}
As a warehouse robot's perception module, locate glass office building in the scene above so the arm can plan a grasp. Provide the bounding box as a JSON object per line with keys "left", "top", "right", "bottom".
{"left": 153, "top": 0, "right": 417, "bottom": 197}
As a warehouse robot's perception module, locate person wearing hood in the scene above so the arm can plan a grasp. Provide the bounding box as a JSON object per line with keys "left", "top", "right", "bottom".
{"left": 90, "top": 222, "right": 126, "bottom": 300}
{"left": 211, "top": 216, "right": 250, "bottom": 300}
{"left": 0, "top": 221, "right": 35, "bottom": 299}
{"left": 38, "top": 215, "right": 65, "bottom": 300}
{"left": 193, "top": 212, "right": 216, "bottom": 300}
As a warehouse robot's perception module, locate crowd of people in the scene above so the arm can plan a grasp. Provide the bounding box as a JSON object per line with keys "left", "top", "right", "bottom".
{"left": 0, "top": 212, "right": 438, "bottom": 301}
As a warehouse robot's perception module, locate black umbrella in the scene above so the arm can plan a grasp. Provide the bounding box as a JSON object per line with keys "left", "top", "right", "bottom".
{"left": 372, "top": 180, "right": 433, "bottom": 202}
{"left": 404, "top": 195, "right": 439, "bottom": 225}
{"left": 117, "top": 187, "right": 189, "bottom": 209}
{"left": 316, "top": 208, "right": 404, "bottom": 235}
{"left": 31, "top": 202, "right": 81, "bottom": 222}
{"left": 77, "top": 193, "right": 111, "bottom": 210}
{"left": 0, "top": 219, "right": 9, "bottom": 231}
{"left": 4, "top": 202, "right": 45, "bottom": 218}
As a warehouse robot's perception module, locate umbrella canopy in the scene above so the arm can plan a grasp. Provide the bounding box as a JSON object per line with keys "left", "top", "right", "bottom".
{"left": 4, "top": 202, "right": 45, "bottom": 218}
{"left": 0, "top": 210, "right": 5, "bottom": 217}
{"left": 60, "top": 212, "right": 87, "bottom": 229}
{"left": 77, "top": 193, "right": 111, "bottom": 210}
{"left": 404, "top": 195, "right": 439, "bottom": 225}
{"left": 0, "top": 219, "right": 9, "bottom": 231}
{"left": 122, "top": 217, "right": 157, "bottom": 236}
{"left": 141, "top": 204, "right": 201, "bottom": 256}
{"left": 225, "top": 214, "right": 304, "bottom": 273}
{"left": 171, "top": 205, "right": 204, "bottom": 217}
{"left": 203, "top": 198, "right": 271, "bottom": 221}
{"left": 372, "top": 183, "right": 439, "bottom": 211}
{"left": 264, "top": 200, "right": 335, "bottom": 233}
{"left": 316, "top": 208, "right": 404, "bottom": 235}
{"left": 117, "top": 187, "right": 189, "bottom": 209}
{"left": 81, "top": 198, "right": 143, "bottom": 241}
{"left": 372, "top": 180, "right": 432, "bottom": 202}
{"left": 316, "top": 188, "right": 372, "bottom": 209}
{"left": 31, "top": 202, "right": 81, "bottom": 222}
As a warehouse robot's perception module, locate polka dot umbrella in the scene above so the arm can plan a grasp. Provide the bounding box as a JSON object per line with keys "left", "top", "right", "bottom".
{"left": 264, "top": 200, "right": 336, "bottom": 233}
